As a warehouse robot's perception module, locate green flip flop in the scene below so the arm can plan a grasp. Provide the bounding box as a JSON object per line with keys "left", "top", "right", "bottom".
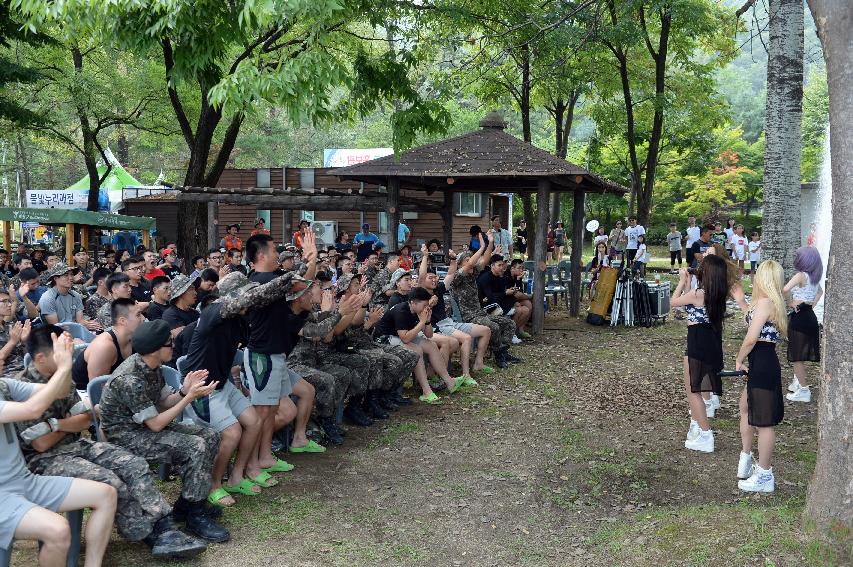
{"left": 263, "top": 459, "right": 294, "bottom": 473}
{"left": 448, "top": 376, "right": 466, "bottom": 394}
{"left": 461, "top": 375, "right": 478, "bottom": 387}
{"left": 249, "top": 471, "right": 279, "bottom": 488}
{"left": 474, "top": 366, "right": 495, "bottom": 375}
{"left": 419, "top": 392, "right": 442, "bottom": 405}
{"left": 207, "top": 487, "right": 233, "bottom": 507}
{"left": 224, "top": 478, "right": 260, "bottom": 496}
{"left": 289, "top": 440, "right": 326, "bottom": 454}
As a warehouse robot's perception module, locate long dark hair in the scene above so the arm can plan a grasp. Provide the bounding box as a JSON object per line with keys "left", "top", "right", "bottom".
{"left": 697, "top": 254, "right": 728, "bottom": 331}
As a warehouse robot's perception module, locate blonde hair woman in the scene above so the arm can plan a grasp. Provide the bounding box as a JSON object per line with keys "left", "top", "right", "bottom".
{"left": 734, "top": 260, "right": 788, "bottom": 492}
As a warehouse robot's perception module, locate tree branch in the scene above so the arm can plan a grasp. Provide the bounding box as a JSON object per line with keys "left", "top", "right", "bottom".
{"left": 736, "top": 0, "right": 757, "bottom": 18}
{"left": 162, "top": 39, "right": 195, "bottom": 147}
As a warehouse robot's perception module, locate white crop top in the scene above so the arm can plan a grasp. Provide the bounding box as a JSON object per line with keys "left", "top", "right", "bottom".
{"left": 791, "top": 274, "right": 818, "bottom": 303}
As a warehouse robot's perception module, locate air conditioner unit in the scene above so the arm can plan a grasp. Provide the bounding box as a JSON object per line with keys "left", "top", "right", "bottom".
{"left": 311, "top": 220, "right": 338, "bottom": 246}
{"left": 402, "top": 211, "right": 419, "bottom": 220}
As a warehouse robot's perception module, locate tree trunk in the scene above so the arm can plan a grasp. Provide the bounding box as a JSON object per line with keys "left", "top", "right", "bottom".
{"left": 532, "top": 180, "right": 550, "bottom": 334}
{"left": 804, "top": 0, "right": 853, "bottom": 529}
{"left": 520, "top": 44, "right": 531, "bottom": 144}
{"left": 569, "top": 190, "right": 584, "bottom": 316}
{"left": 761, "top": 0, "right": 804, "bottom": 276}
{"left": 117, "top": 132, "right": 129, "bottom": 164}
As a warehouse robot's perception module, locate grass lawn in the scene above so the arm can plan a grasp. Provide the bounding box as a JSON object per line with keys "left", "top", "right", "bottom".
{"left": 11, "top": 307, "right": 849, "bottom": 566}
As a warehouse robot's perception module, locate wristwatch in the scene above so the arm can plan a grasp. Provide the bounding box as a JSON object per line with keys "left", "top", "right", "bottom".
{"left": 47, "top": 417, "right": 60, "bottom": 432}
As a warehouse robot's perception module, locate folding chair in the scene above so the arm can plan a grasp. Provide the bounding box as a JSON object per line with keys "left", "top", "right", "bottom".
{"left": 86, "top": 375, "right": 111, "bottom": 442}
{"left": 545, "top": 266, "right": 568, "bottom": 308}
{"left": 58, "top": 322, "right": 95, "bottom": 343}
{"left": 448, "top": 294, "right": 464, "bottom": 323}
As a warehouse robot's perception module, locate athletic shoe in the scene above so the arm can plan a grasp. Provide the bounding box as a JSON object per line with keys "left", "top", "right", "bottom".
{"left": 684, "top": 429, "right": 714, "bottom": 453}
{"left": 738, "top": 466, "right": 775, "bottom": 493}
{"left": 737, "top": 451, "right": 754, "bottom": 480}
{"left": 710, "top": 394, "right": 721, "bottom": 410}
{"left": 686, "top": 419, "right": 699, "bottom": 442}
{"left": 517, "top": 330, "right": 532, "bottom": 340}
{"left": 511, "top": 335, "right": 522, "bottom": 345}
{"left": 787, "top": 375, "right": 801, "bottom": 393}
{"left": 704, "top": 398, "right": 716, "bottom": 419}
{"left": 786, "top": 386, "right": 811, "bottom": 403}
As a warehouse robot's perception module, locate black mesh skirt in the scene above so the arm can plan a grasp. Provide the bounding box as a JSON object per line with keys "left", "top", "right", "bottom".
{"left": 686, "top": 323, "right": 724, "bottom": 395}
{"left": 747, "top": 341, "right": 784, "bottom": 427}
{"left": 787, "top": 305, "right": 820, "bottom": 362}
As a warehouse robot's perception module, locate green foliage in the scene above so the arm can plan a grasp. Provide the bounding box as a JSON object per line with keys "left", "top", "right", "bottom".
{"left": 801, "top": 66, "right": 828, "bottom": 182}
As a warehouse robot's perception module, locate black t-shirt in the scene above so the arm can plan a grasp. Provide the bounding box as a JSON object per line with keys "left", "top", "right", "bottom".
{"left": 246, "top": 271, "right": 307, "bottom": 355}
{"left": 374, "top": 302, "right": 418, "bottom": 337}
{"left": 162, "top": 305, "right": 199, "bottom": 329}
{"left": 185, "top": 303, "right": 247, "bottom": 389}
{"left": 129, "top": 280, "right": 152, "bottom": 303}
{"left": 477, "top": 268, "right": 514, "bottom": 312}
{"left": 430, "top": 282, "right": 449, "bottom": 324}
{"left": 146, "top": 301, "right": 168, "bottom": 321}
{"left": 162, "top": 265, "right": 182, "bottom": 279}
{"left": 516, "top": 229, "right": 528, "bottom": 248}
{"left": 387, "top": 294, "right": 405, "bottom": 309}
{"left": 689, "top": 239, "right": 712, "bottom": 268}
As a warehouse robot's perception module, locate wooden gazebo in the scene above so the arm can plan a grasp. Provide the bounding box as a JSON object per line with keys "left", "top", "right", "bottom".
{"left": 333, "top": 111, "right": 627, "bottom": 333}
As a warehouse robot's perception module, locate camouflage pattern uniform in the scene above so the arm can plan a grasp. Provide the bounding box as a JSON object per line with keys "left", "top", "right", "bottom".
{"left": 287, "top": 308, "right": 352, "bottom": 418}
{"left": 0, "top": 321, "right": 26, "bottom": 377}
{"left": 15, "top": 366, "right": 172, "bottom": 541}
{"left": 99, "top": 354, "right": 220, "bottom": 503}
{"left": 345, "top": 325, "right": 417, "bottom": 391}
{"left": 84, "top": 293, "right": 110, "bottom": 322}
{"left": 96, "top": 299, "right": 113, "bottom": 329}
{"left": 450, "top": 266, "right": 515, "bottom": 350}
{"left": 367, "top": 268, "right": 392, "bottom": 307}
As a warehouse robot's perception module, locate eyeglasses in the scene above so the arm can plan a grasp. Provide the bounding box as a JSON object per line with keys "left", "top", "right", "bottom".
{"left": 209, "top": 256, "right": 222, "bottom": 261}
{"left": 127, "top": 266, "right": 144, "bottom": 272}
{"left": 0, "top": 299, "right": 11, "bottom": 304}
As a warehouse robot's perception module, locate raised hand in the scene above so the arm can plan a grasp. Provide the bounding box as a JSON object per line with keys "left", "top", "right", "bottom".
{"left": 19, "top": 319, "right": 31, "bottom": 343}
{"left": 367, "top": 305, "right": 384, "bottom": 324}
{"left": 7, "top": 321, "right": 23, "bottom": 344}
{"left": 302, "top": 231, "right": 318, "bottom": 262}
{"left": 320, "top": 289, "right": 335, "bottom": 312}
{"left": 338, "top": 292, "right": 362, "bottom": 317}
{"left": 18, "top": 281, "right": 31, "bottom": 297}
{"left": 183, "top": 370, "right": 214, "bottom": 399}
{"left": 494, "top": 244, "right": 503, "bottom": 256}
{"left": 83, "top": 318, "right": 102, "bottom": 332}
{"left": 478, "top": 233, "right": 485, "bottom": 247}
{"left": 51, "top": 332, "right": 74, "bottom": 370}
{"left": 447, "top": 249, "right": 457, "bottom": 261}
{"left": 421, "top": 243, "right": 428, "bottom": 255}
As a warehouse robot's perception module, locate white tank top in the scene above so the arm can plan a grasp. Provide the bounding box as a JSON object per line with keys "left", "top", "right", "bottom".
{"left": 791, "top": 274, "right": 818, "bottom": 303}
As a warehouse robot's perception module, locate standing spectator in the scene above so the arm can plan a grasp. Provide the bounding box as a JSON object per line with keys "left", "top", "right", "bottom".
{"left": 711, "top": 222, "right": 727, "bottom": 247}
{"left": 593, "top": 226, "right": 608, "bottom": 248}
{"left": 632, "top": 235, "right": 649, "bottom": 279}
{"left": 143, "top": 250, "right": 167, "bottom": 281}
{"left": 515, "top": 220, "right": 528, "bottom": 260}
{"left": 624, "top": 216, "right": 645, "bottom": 263}
{"left": 806, "top": 222, "right": 817, "bottom": 247}
{"left": 554, "top": 221, "right": 567, "bottom": 263}
{"left": 748, "top": 231, "right": 762, "bottom": 282}
{"left": 667, "top": 222, "right": 683, "bottom": 273}
{"left": 731, "top": 225, "right": 748, "bottom": 278}
{"left": 251, "top": 218, "right": 269, "bottom": 236}
{"left": 397, "top": 220, "right": 411, "bottom": 248}
{"left": 292, "top": 219, "right": 310, "bottom": 249}
{"left": 335, "top": 231, "right": 353, "bottom": 253}
{"left": 488, "top": 216, "right": 512, "bottom": 258}
{"left": 609, "top": 219, "right": 626, "bottom": 260}
{"left": 220, "top": 224, "right": 242, "bottom": 252}
{"left": 546, "top": 223, "right": 555, "bottom": 263}
{"left": 689, "top": 224, "right": 715, "bottom": 269}
{"left": 724, "top": 218, "right": 737, "bottom": 257}
{"left": 468, "top": 226, "right": 482, "bottom": 252}
{"left": 399, "top": 245, "right": 414, "bottom": 270}
{"left": 684, "top": 215, "right": 700, "bottom": 251}
{"left": 113, "top": 229, "right": 139, "bottom": 255}
{"left": 353, "top": 223, "right": 382, "bottom": 262}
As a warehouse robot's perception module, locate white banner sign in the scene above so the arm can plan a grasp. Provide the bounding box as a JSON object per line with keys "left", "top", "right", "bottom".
{"left": 323, "top": 148, "right": 393, "bottom": 168}
{"left": 26, "top": 190, "right": 89, "bottom": 210}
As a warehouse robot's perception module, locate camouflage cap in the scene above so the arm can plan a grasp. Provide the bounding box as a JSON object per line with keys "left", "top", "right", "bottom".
{"left": 390, "top": 268, "right": 413, "bottom": 288}
{"left": 335, "top": 272, "right": 357, "bottom": 295}
{"left": 279, "top": 250, "right": 297, "bottom": 263}
{"left": 456, "top": 251, "right": 474, "bottom": 265}
{"left": 169, "top": 273, "right": 198, "bottom": 301}
{"left": 43, "top": 262, "right": 79, "bottom": 284}
{"left": 285, "top": 273, "right": 315, "bottom": 302}
{"left": 217, "top": 271, "right": 258, "bottom": 297}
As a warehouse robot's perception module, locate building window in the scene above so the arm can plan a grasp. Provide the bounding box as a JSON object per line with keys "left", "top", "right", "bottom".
{"left": 454, "top": 192, "right": 482, "bottom": 217}
{"left": 299, "top": 168, "right": 315, "bottom": 189}
{"left": 256, "top": 168, "right": 271, "bottom": 188}
{"left": 300, "top": 211, "right": 314, "bottom": 222}
{"left": 378, "top": 212, "right": 389, "bottom": 233}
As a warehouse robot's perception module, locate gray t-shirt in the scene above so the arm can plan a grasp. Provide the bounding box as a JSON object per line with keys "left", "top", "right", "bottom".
{"left": 0, "top": 378, "right": 37, "bottom": 485}
{"left": 666, "top": 231, "right": 682, "bottom": 252}
{"left": 37, "top": 287, "right": 84, "bottom": 323}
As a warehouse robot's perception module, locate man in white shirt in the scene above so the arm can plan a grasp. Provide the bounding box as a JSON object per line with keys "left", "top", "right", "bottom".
{"left": 488, "top": 216, "right": 512, "bottom": 258}
{"left": 624, "top": 216, "right": 645, "bottom": 264}
{"left": 684, "top": 215, "right": 700, "bottom": 250}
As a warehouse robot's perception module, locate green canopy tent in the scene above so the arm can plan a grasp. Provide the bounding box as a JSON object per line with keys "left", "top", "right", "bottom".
{"left": 0, "top": 207, "right": 156, "bottom": 264}
{"left": 67, "top": 161, "right": 143, "bottom": 212}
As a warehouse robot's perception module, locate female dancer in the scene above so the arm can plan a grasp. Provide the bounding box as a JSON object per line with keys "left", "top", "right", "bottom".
{"left": 735, "top": 260, "right": 787, "bottom": 492}
{"left": 671, "top": 254, "right": 729, "bottom": 453}
{"left": 783, "top": 247, "right": 823, "bottom": 403}
{"left": 588, "top": 241, "right": 610, "bottom": 298}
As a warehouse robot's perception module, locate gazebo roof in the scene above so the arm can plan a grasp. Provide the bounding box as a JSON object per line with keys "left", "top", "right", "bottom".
{"left": 333, "top": 111, "right": 627, "bottom": 194}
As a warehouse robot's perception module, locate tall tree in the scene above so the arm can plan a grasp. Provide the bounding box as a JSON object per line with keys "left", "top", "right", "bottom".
{"left": 804, "top": 0, "right": 853, "bottom": 530}
{"left": 761, "top": 0, "right": 804, "bottom": 275}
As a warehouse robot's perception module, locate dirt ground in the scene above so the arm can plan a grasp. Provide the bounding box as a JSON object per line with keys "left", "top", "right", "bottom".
{"left": 12, "top": 296, "right": 851, "bottom": 567}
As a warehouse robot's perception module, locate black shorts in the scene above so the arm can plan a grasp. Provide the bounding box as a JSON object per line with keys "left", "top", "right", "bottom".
{"left": 670, "top": 250, "right": 682, "bottom": 265}
{"left": 626, "top": 249, "right": 637, "bottom": 263}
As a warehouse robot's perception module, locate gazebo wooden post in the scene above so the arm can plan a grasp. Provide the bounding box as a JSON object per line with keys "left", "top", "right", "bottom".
{"left": 142, "top": 229, "right": 150, "bottom": 251}
{"left": 206, "top": 203, "right": 216, "bottom": 250}
{"left": 80, "top": 226, "right": 89, "bottom": 251}
{"left": 442, "top": 190, "right": 454, "bottom": 251}
{"left": 282, "top": 210, "right": 291, "bottom": 244}
{"left": 532, "top": 180, "right": 550, "bottom": 334}
{"left": 387, "top": 178, "right": 400, "bottom": 253}
{"left": 569, "top": 189, "right": 585, "bottom": 316}
{"left": 2, "top": 221, "right": 11, "bottom": 251}
{"left": 64, "top": 223, "right": 75, "bottom": 264}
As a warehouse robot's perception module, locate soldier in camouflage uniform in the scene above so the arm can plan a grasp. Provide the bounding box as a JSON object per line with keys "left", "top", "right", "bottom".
{"left": 0, "top": 289, "right": 29, "bottom": 377}
{"left": 14, "top": 325, "right": 208, "bottom": 559}
{"left": 98, "top": 319, "right": 230, "bottom": 544}
{"left": 367, "top": 253, "right": 399, "bottom": 307}
{"left": 450, "top": 233, "right": 519, "bottom": 368}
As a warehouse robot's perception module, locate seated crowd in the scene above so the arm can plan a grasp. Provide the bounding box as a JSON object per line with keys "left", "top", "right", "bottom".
{"left": 0, "top": 226, "right": 534, "bottom": 565}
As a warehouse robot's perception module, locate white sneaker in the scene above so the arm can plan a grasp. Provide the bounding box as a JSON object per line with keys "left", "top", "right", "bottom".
{"left": 511, "top": 335, "right": 522, "bottom": 345}
{"left": 710, "top": 394, "right": 721, "bottom": 410}
{"left": 738, "top": 466, "right": 775, "bottom": 492}
{"left": 704, "top": 398, "right": 715, "bottom": 418}
{"left": 737, "top": 451, "right": 754, "bottom": 480}
{"left": 685, "top": 429, "right": 714, "bottom": 453}
{"left": 686, "top": 419, "right": 700, "bottom": 442}
{"left": 787, "top": 375, "right": 801, "bottom": 393}
{"left": 786, "top": 386, "right": 811, "bottom": 403}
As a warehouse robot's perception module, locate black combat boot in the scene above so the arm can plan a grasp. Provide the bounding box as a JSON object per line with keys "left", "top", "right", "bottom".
{"left": 320, "top": 416, "right": 344, "bottom": 445}
{"left": 364, "top": 391, "right": 389, "bottom": 419}
{"left": 390, "top": 388, "right": 412, "bottom": 406}
{"left": 144, "top": 516, "right": 208, "bottom": 559}
{"left": 494, "top": 348, "right": 509, "bottom": 369}
{"left": 172, "top": 496, "right": 223, "bottom": 523}
{"left": 184, "top": 500, "right": 230, "bottom": 543}
{"left": 505, "top": 350, "right": 522, "bottom": 364}
{"left": 344, "top": 397, "right": 373, "bottom": 426}
{"left": 378, "top": 391, "right": 399, "bottom": 411}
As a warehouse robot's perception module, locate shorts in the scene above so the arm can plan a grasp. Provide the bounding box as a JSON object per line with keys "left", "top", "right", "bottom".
{"left": 750, "top": 260, "right": 759, "bottom": 272}
{"left": 733, "top": 250, "right": 747, "bottom": 261}
{"left": 669, "top": 250, "right": 682, "bottom": 264}
{"left": 435, "top": 317, "right": 473, "bottom": 336}
{"left": 243, "top": 350, "right": 301, "bottom": 406}
{"left": 387, "top": 332, "right": 426, "bottom": 346}
{"left": 0, "top": 472, "right": 73, "bottom": 550}
{"left": 187, "top": 380, "right": 252, "bottom": 432}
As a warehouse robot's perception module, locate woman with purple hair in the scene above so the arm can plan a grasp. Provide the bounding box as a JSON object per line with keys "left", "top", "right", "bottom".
{"left": 782, "top": 246, "right": 824, "bottom": 403}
